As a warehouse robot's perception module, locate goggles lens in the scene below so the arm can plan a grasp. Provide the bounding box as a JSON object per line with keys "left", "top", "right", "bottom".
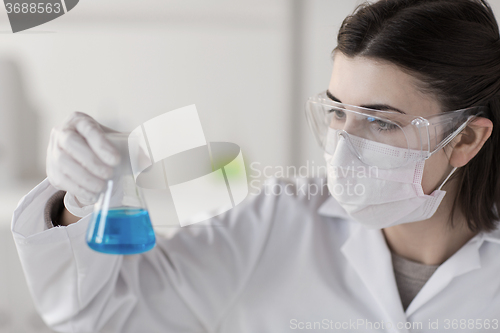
{"left": 327, "top": 106, "right": 409, "bottom": 147}
{"left": 306, "top": 91, "right": 485, "bottom": 169}
{"left": 323, "top": 107, "right": 413, "bottom": 168}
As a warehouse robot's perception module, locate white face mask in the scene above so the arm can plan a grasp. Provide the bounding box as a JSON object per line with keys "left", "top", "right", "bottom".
{"left": 324, "top": 129, "right": 457, "bottom": 229}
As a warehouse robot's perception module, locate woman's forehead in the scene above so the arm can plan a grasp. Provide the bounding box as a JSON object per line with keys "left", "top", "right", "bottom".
{"left": 328, "top": 53, "right": 442, "bottom": 117}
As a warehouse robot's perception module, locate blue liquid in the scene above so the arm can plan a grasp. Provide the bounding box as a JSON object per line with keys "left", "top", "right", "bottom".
{"left": 87, "top": 208, "right": 156, "bottom": 255}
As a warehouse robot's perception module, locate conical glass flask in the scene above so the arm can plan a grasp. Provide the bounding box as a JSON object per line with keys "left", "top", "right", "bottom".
{"left": 86, "top": 132, "right": 156, "bottom": 255}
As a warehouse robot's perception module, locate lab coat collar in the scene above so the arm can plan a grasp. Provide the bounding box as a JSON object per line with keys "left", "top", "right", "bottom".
{"left": 317, "top": 196, "right": 351, "bottom": 220}
{"left": 405, "top": 224, "right": 500, "bottom": 315}
{"left": 405, "top": 233, "right": 483, "bottom": 316}
{"left": 481, "top": 226, "right": 500, "bottom": 244}
{"left": 317, "top": 196, "right": 500, "bottom": 319}
{"left": 341, "top": 223, "right": 410, "bottom": 330}
{"left": 318, "top": 197, "right": 409, "bottom": 329}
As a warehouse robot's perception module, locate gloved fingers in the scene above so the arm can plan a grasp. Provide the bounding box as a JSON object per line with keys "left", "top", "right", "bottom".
{"left": 58, "top": 129, "right": 114, "bottom": 180}
{"left": 58, "top": 153, "right": 107, "bottom": 194}
{"left": 73, "top": 116, "right": 120, "bottom": 166}
{"left": 54, "top": 172, "right": 98, "bottom": 204}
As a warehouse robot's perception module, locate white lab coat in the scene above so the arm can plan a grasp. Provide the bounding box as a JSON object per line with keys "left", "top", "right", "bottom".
{"left": 11, "top": 177, "right": 500, "bottom": 333}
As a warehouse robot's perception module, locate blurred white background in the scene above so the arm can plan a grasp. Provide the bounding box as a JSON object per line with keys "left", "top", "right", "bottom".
{"left": 0, "top": 0, "right": 499, "bottom": 331}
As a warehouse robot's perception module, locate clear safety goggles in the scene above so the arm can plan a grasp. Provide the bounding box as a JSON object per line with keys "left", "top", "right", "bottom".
{"left": 306, "top": 91, "right": 486, "bottom": 169}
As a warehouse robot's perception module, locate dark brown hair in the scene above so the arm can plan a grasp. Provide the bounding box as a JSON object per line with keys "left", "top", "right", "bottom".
{"left": 336, "top": 0, "right": 500, "bottom": 232}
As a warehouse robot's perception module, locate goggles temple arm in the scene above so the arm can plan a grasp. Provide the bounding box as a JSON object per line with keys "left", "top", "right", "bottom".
{"left": 427, "top": 115, "right": 477, "bottom": 158}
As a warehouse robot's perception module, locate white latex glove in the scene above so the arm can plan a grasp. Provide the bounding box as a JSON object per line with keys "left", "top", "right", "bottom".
{"left": 46, "top": 112, "right": 121, "bottom": 214}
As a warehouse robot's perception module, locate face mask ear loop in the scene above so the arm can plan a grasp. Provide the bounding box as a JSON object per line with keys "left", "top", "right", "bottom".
{"left": 437, "top": 166, "right": 458, "bottom": 191}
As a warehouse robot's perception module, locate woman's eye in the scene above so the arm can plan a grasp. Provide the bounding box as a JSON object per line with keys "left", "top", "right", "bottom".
{"left": 375, "top": 119, "right": 397, "bottom": 131}
{"left": 331, "top": 109, "right": 346, "bottom": 119}
{"left": 366, "top": 116, "right": 398, "bottom": 131}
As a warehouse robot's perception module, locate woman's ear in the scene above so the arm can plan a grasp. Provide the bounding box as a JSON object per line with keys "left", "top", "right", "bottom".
{"left": 449, "top": 117, "right": 493, "bottom": 167}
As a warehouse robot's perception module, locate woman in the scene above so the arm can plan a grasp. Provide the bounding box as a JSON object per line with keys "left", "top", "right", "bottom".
{"left": 12, "top": 0, "right": 500, "bottom": 332}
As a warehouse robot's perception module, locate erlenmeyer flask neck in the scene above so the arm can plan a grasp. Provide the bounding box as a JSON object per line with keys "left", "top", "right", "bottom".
{"left": 107, "top": 133, "right": 133, "bottom": 175}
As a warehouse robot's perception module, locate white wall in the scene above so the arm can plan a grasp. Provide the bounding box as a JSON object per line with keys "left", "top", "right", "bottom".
{"left": 0, "top": 0, "right": 292, "bottom": 180}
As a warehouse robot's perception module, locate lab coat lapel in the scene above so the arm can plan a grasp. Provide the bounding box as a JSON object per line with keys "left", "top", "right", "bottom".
{"left": 405, "top": 235, "right": 483, "bottom": 316}
{"left": 341, "top": 224, "right": 409, "bottom": 331}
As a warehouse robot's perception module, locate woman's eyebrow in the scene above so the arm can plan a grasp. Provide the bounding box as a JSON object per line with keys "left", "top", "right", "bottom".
{"left": 326, "top": 90, "right": 342, "bottom": 103}
{"left": 326, "top": 90, "right": 406, "bottom": 114}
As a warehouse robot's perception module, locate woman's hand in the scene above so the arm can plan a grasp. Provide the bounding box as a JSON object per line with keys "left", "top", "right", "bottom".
{"left": 46, "top": 112, "right": 120, "bottom": 206}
